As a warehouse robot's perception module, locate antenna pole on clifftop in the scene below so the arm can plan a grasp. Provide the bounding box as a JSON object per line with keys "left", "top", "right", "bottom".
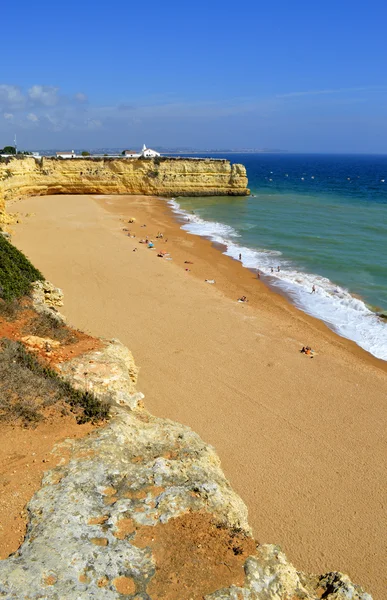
{"left": 14, "top": 134, "right": 17, "bottom": 154}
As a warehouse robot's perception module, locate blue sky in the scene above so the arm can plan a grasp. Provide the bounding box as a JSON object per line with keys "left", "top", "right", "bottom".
{"left": 1, "top": 0, "right": 387, "bottom": 152}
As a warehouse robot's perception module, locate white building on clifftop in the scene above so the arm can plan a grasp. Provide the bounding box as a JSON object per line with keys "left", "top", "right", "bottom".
{"left": 123, "top": 145, "right": 160, "bottom": 158}
{"left": 141, "top": 144, "right": 160, "bottom": 158}
{"left": 56, "top": 150, "right": 77, "bottom": 159}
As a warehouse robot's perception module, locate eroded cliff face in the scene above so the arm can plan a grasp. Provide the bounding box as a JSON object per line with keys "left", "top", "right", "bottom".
{"left": 0, "top": 156, "right": 249, "bottom": 223}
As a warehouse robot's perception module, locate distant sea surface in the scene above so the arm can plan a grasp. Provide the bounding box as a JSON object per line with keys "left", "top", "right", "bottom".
{"left": 169, "top": 153, "right": 387, "bottom": 360}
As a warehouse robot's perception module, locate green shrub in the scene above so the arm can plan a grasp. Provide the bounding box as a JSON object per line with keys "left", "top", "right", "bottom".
{"left": 0, "top": 235, "right": 44, "bottom": 301}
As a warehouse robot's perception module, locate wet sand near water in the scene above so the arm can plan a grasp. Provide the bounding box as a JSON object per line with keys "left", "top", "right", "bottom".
{"left": 11, "top": 194, "right": 387, "bottom": 599}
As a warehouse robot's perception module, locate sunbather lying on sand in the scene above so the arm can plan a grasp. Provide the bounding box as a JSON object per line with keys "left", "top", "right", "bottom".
{"left": 238, "top": 296, "right": 248, "bottom": 303}
{"left": 301, "top": 346, "right": 315, "bottom": 357}
{"left": 184, "top": 261, "right": 193, "bottom": 264}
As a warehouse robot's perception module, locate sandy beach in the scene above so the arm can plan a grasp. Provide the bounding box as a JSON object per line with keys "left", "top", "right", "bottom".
{"left": 11, "top": 193, "right": 387, "bottom": 599}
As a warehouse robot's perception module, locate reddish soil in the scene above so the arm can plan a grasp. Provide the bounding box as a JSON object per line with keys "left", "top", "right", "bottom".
{"left": 132, "top": 512, "right": 257, "bottom": 599}
{"left": 0, "top": 300, "right": 102, "bottom": 559}
{"left": 0, "top": 301, "right": 102, "bottom": 367}
{"left": 0, "top": 409, "right": 95, "bottom": 559}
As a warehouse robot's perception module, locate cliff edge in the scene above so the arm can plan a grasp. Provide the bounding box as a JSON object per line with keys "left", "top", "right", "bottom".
{"left": 0, "top": 156, "right": 249, "bottom": 224}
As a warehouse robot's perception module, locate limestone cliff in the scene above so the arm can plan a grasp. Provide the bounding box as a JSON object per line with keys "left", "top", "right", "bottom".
{"left": 0, "top": 156, "right": 249, "bottom": 223}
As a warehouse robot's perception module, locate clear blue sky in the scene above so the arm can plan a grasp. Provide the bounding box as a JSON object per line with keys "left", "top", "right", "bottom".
{"left": 1, "top": 0, "right": 387, "bottom": 152}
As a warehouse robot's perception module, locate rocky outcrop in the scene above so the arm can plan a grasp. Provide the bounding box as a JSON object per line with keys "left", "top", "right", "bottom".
{"left": 58, "top": 339, "right": 143, "bottom": 410}
{"left": 0, "top": 335, "right": 372, "bottom": 599}
{"left": 0, "top": 156, "right": 249, "bottom": 223}
{"left": 31, "top": 279, "right": 65, "bottom": 322}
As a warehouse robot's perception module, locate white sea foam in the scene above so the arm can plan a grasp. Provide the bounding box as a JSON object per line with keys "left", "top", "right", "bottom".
{"left": 168, "top": 199, "right": 387, "bottom": 360}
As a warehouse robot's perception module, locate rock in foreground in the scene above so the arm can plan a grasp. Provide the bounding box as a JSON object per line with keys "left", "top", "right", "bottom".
{"left": 0, "top": 403, "right": 371, "bottom": 599}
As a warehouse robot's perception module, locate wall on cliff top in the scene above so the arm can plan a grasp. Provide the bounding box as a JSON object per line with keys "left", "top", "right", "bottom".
{"left": 0, "top": 156, "right": 249, "bottom": 223}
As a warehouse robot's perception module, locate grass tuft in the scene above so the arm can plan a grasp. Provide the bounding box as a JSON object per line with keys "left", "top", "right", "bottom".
{"left": 0, "top": 339, "right": 110, "bottom": 425}
{"left": 22, "top": 311, "right": 77, "bottom": 344}
{"left": 0, "top": 298, "right": 22, "bottom": 320}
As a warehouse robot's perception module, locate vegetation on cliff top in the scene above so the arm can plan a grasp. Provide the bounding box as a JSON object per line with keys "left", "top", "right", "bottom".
{"left": 0, "top": 238, "right": 110, "bottom": 425}
{"left": 0, "top": 234, "right": 44, "bottom": 302}
{"left": 0, "top": 339, "right": 110, "bottom": 424}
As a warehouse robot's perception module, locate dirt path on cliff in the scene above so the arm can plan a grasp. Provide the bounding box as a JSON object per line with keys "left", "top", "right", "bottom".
{"left": 11, "top": 194, "right": 387, "bottom": 599}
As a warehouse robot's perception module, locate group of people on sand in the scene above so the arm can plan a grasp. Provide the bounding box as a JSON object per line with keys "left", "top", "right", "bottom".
{"left": 126, "top": 222, "right": 172, "bottom": 258}
{"left": 126, "top": 222, "right": 249, "bottom": 305}
{"left": 126, "top": 220, "right": 318, "bottom": 357}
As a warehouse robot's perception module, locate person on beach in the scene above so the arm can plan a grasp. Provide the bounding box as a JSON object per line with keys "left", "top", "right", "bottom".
{"left": 277, "top": 266, "right": 280, "bottom": 272}
{"left": 301, "top": 346, "right": 314, "bottom": 357}
{"left": 239, "top": 253, "right": 242, "bottom": 261}
{"left": 257, "top": 271, "right": 260, "bottom": 279}
{"left": 312, "top": 285, "right": 316, "bottom": 293}
{"left": 271, "top": 267, "right": 274, "bottom": 273}
{"left": 238, "top": 296, "right": 248, "bottom": 302}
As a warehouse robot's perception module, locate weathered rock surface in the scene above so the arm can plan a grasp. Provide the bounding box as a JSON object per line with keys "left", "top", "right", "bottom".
{"left": 0, "top": 400, "right": 371, "bottom": 599}
{"left": 59, "top": 338, "right": 142, "bottom": 410}
{"left": 206, "top": 545, "right": 372, "bottom": 599}
{"left": 0, "top": 408, "right": 251, "bottom": 598}
{"left": 21, "top": 334, "right": 61, "bottom": 350}
{"left": 0, "top": 156, "right": 249, "bottom": 222}
{"left": 31, "top": 279, "right": 65, "bottom": 322}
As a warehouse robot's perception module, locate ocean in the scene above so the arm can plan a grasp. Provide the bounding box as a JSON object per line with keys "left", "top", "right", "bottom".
{"left": 169, "top": 153, "right": 387, "bottom": 360}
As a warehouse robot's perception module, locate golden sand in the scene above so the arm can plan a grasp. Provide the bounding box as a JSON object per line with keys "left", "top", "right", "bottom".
{"left": 11, "top": 194, "right": 387, "bottom": 599}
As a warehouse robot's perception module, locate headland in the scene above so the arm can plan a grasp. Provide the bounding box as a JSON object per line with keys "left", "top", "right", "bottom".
{"left": 0, "top": 155, "right": 249, "bottom": 225}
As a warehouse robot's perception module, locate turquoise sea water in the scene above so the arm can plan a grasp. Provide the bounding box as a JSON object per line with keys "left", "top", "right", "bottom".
{"left": 170, "top": 154, "right": 387, "bottom": 359}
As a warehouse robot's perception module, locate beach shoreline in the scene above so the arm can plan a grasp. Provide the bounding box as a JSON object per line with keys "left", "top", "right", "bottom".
{"left": 11, "top": 193, "right": 387, "bottom": 598}
{"left": 113, "top": 193, "right": 387, "bottom": 373}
